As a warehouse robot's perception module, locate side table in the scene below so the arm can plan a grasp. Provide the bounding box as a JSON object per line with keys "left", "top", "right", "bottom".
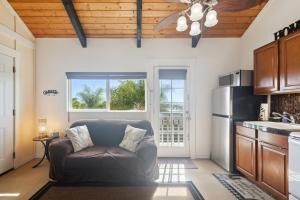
{"left": 32, "top": 136, "right": 58, "bottom": 168}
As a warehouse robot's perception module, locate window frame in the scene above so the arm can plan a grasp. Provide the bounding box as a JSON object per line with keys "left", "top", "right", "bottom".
{"left": 67, "top": 78, "right": 147, "bottom": 113}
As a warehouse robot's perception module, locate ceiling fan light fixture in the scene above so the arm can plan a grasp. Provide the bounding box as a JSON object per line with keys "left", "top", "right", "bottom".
{"left": 204, "top": 18, "right": 218, "bottom": 27}
{"left": 204, "top": 9, "right": 218, "bottom": 27}
{"left": 205, "top": 0, "right": 218, "bottom": 7}
{"left": 190, "top": 3, "right": 203, "bottom": 21}
{"left": 189, "top": 21, "right": 201, "bottom": 36}
{"left": 180, "top": 0, "right": 191, "bottom": 3}
{"left": 206, "top": 9, "right": 217, "bottom": 21}
{"left": 176, "top": 15, "right": 188, "bottom": 32}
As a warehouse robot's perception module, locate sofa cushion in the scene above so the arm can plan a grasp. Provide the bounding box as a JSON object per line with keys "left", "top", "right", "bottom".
{"left": 66, "top": 125, "right": 94, "bottom": 152}
{"left": 64, "top": 146, "right": 141, "bottom": 172}
{"left": 119, "top": 125, "right": 146, "bottom": 152}
{"left": 70, "top": 120, "right": 153, "bottom": 147}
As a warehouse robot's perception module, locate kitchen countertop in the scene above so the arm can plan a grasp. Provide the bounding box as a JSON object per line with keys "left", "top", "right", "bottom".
{"left": 236, "top": 121, "right": 300, "bottom": 136}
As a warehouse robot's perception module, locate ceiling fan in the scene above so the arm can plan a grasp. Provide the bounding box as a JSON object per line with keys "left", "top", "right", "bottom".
{"left": 154, "top": 0, "right": 267, "bottom": 36}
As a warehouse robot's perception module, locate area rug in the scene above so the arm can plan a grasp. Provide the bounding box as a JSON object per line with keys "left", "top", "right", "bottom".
{"left": 213, "top": 174, "right": 275, "bottom": 200}
{"left": 30, "top": 181, "right": 205, "bottom": 200}
{"left": 158, "top": 158, "right": 198, "bottom": 169}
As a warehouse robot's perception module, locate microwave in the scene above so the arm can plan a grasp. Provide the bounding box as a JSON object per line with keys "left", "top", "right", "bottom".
{"left": 218, "top": 70, "right": 253, "bottom": 87}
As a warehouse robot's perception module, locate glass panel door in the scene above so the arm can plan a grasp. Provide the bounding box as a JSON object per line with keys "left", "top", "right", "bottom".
{"left": 160, "top": 79, "right": 185, "bottom": 147}
{"left": 154, "top": 68, "right": 190, "bottom": 157}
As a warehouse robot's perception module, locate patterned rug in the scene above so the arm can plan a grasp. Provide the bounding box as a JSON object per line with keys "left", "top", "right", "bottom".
{"left": 213, "top": 174, "right": 275, "bottom": 200}
{"left": 30, "top": 181, "right": 205, "bottom": 200}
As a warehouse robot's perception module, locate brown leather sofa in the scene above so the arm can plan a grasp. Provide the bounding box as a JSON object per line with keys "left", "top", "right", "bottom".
{"left": 49, "top": 119, "right": 158, "bottom": 183}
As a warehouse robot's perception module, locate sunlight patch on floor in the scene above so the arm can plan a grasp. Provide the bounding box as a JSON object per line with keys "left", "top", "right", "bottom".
{"left": 153, "top": 186, "right": 190, "bottom": 198}
{"left": 157, "top": 163, "right": 186, "bottom": 183}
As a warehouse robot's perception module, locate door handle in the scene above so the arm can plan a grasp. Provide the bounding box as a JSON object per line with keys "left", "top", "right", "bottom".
{"left": 185, "top": 111, "right": 191, "bottom": 120}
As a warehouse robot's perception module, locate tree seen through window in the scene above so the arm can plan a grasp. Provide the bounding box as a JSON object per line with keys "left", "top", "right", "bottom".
{"left": 71, "top": 79, "right": 145, "bottom": 111}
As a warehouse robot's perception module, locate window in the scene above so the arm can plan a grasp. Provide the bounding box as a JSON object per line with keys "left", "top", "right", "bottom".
{"left": 67, "top": 72, "right": 146, "bottom": 111}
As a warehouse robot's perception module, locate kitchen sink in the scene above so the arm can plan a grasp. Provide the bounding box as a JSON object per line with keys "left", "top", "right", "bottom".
{"left": 243, "top": 121, "right": 300, "bottom": 130}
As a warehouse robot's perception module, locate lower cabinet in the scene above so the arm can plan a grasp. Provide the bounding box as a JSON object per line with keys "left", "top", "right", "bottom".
{"left": 235, "top": 125, "right": 288, "bottom": 200}
{"left": 258, "top": 141, "right": 288, "bottom": 200}
{"left": 236, "top": 134, "right": 257, "bottom": 181}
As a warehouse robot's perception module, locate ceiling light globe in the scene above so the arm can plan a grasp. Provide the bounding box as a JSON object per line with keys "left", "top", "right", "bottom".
{"left": 206, "top": 10, "right": 217, "bottom": 21}
{"left": 204, "top": 19, "right": 218, "bottom": 27}
{"left": 176, "top": 16, "right": 188, "bottom": 32}
{"left": 190, "top": 3, "right": 203, "bottom": 21}
{"left": 189, "top": 21, "right": 201, "bottom": 36}
{"left": 205, "top": 10, "right": 218, "bottom": 27}
{"left": 180, "top": 0, "right": 191, "bottom": 3}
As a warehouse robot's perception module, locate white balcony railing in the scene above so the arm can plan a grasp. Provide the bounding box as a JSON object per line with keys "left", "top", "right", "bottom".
{"left": 159, "top": 112, "right": 184, "bottom": 147}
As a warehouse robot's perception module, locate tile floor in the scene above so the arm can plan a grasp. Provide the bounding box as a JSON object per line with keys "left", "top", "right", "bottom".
{"left": 0, "top": 159, "right": 235, "bottom": 200}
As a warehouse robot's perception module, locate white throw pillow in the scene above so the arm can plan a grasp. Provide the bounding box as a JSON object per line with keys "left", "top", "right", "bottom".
{"left": 66, "top": 125, "right": 94, "bottom": 152}
{"left": 119, "top": 125, "right": 146, "bottom": 152}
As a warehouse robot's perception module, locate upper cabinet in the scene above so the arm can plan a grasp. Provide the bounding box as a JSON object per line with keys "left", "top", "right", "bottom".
{"left": 280, "top": 31, "right": 300, "bottom": 91}
{"left": 254, "top": 30, "right": 300, "bottom": 94}
{"left": 254, "top": 41, "right": 279, "bottom": 95}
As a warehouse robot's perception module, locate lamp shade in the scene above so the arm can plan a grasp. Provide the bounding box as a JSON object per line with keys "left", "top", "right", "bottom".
{"left": 189, "top": 3, "right": 203, "bottom": 21}
{"left": 176, "top": 16, "right": 188, "bottom": 32}
{"left": 189, "top": 21, "right": 201, "bottom": 36}
{"left": 205, "top": 10, "right": 218, "bottom": 27}
{"left": 38, "top": 118, "right": 47, "bottom": 137}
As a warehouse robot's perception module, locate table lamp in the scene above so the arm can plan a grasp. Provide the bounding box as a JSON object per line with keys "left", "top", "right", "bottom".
{"left": 38, "top": 118, "right": 48, "bottom": 138}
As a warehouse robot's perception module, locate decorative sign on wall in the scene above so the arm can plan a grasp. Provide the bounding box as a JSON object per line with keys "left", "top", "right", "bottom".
{"left": 43, "top": 90, "right": 59, "bottom": 96}
{"left": 274, "top": 19, "right": 300, "bottom": 40}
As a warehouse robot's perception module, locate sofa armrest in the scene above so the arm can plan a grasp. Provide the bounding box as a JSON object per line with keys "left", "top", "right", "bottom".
{"left": 136, "top": 136, "right": 158, "bottom": 178}
{"left": 49, "top": 138, "right": 73, "bottom": 181}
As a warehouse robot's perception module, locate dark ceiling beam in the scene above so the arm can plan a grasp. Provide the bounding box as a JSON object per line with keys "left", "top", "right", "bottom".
{"left": 192, "top": 34, "right": 201, "bottom": 48}
{"left": 62, "top": 0, "right": 87, "bottom": 48}
{"left": 136, "top": 0, "right": 142, "bottom": 48}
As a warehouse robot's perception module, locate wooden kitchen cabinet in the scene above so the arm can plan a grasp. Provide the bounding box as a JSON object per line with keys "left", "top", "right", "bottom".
{"left": 280, "top": 31, "right": 300, "bottom": 91}
{"left": 258, "top": 131, "right": 288, "bottom": 200}
{"left": 236, "top": 134, "right": 257, "bottom": 181}
{"left": 254, "top": 41, "right": 279, "bottom": 95}
{"left": 235, "top": 125, "right": 289, "bottom": 200}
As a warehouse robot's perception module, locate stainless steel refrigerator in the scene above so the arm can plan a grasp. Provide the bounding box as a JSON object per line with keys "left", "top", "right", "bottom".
{"left": 211, "top": 86, "right": 266, "bottom": 173}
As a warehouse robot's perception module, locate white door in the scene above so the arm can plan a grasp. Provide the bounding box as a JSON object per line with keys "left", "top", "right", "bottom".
{"left": 153, "top": 67, "right": 190, "bottom": 157}
{"left": 0, "top": 53, "right": 14, "bottom": 174}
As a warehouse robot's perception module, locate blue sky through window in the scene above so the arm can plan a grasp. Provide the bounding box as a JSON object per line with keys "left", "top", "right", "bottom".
{"left": 71, "top": 79, "right": 107, "bottom": 101}
{"left": 71, "top": 79, "right": 142, "bottom": 100}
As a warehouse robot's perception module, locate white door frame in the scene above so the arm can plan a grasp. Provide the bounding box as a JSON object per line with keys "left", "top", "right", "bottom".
{"left": 146, "top": 58, "right": 197, "bottom": 159}
{"left": 154, "top": 66, "right": 190, "bottom": 157}
{"left": 0, "top": 44, "right": 19, "bottom": 169}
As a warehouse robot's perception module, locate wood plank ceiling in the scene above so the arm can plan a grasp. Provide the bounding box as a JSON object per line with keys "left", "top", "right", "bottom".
{"left": 8, "top": 0, "right": 267, "bottom": 38}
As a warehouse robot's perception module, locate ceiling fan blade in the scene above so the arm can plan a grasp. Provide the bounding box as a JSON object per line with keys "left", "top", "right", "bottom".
{"left": 163, "top": 0, "right": 182, "bottom": 2}
{"left": 154, "top": 11, "right": 181, "bottom": 31}
{"left": 217, "top": 0, "right": 267, "bottom": 12}
{"left": 163, "top": 0, "right": 191, "bottom": 3}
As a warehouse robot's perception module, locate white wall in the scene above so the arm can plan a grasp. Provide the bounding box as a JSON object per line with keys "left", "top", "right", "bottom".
{"left": 36, "top": 38, "right": 241, "bottom": 158}
{"left": 0, "top": 0, "right": 36, "bottom": 168}
{"left": 241, "top": 0, "right": 300, "bottom": 69}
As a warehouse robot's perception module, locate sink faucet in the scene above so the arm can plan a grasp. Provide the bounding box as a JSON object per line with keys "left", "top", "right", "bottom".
{"left": 272, "top": 112, "right": 296, "bottom": 124}
{"left": 283, "top": 112, "right": 296, "bottom": 124}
